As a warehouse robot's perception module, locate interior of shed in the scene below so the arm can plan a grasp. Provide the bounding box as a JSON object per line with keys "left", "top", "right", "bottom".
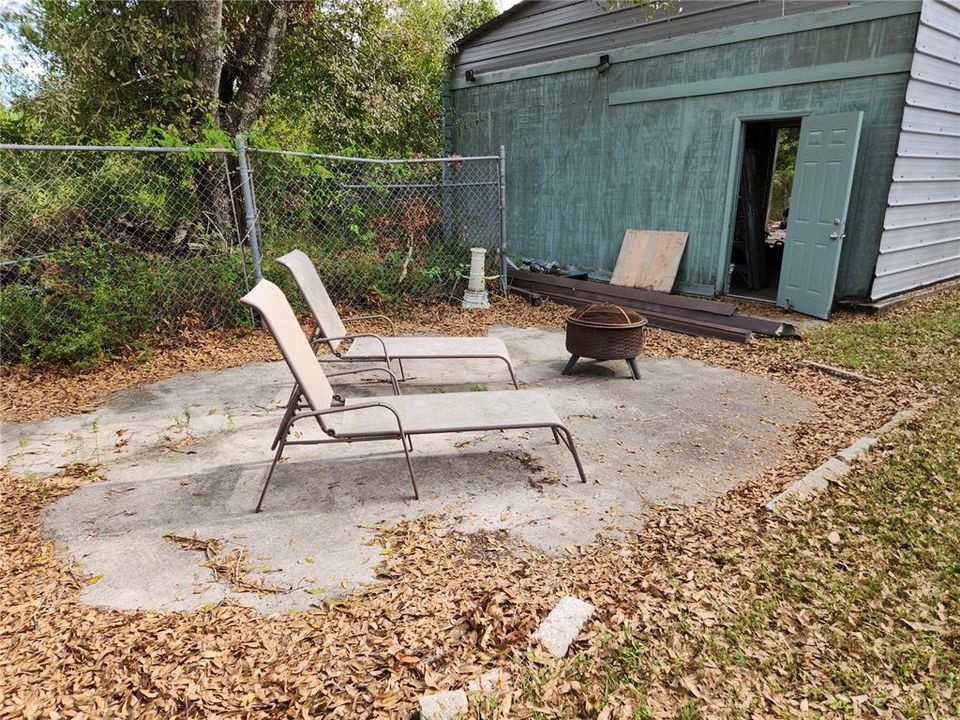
{"left": 728, "top": 119, "right": 801, "bottom": 302}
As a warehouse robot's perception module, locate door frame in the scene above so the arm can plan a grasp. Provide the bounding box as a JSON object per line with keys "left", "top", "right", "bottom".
{"left": 716, "top": 110, "right": 814, "bottom": 296}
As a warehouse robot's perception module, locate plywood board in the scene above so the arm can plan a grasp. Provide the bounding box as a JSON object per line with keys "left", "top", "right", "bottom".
{"left": 610, "top": 229, "right": 689, "bottom": 291}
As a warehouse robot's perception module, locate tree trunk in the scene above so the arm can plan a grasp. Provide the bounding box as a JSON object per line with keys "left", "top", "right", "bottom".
{"left": 189, "top": 1, "right": 292, "bottom": 253}
{"left": 223, "top": 2, "right": 290, "bottom": 135}
{"left": 190, "top": 1, "right": 232, "bottom": 248}
{"left": 192, "top": 0, "right": 224, "bottom": 120}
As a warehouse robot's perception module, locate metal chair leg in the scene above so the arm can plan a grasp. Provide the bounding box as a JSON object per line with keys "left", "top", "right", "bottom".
{"left": 271, "top": 383, "right": 301, "bottom": 451}
{"left": 397, "top": 358, "right": 407, "bottom": 381}
{"left": 551, "top": 427, "right": 561, "bottom": 444}
{"left": 555, "top": 425, "right": 587, "bottom": 483}
{"left": 256, "top": 435, "right": 287, "bottom": 513}
{"left": 399, "top": 434, "right": 419, "bottom": 499}
{"left": 504, "top": 358, "right": 520, "bottom": 389}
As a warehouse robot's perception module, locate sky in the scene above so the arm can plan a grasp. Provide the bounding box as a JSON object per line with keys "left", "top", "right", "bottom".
{"left": 0, "top": 0, "right": 38, "bottom": 102}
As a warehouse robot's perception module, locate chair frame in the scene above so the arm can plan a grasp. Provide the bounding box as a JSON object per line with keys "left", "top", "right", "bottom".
{"left": 242, "top": 277, "right": 583, "bottom": 513}
{"left": 258, "top": 384, "right": 586, "bottom": 512}
{"left": 277, "top": 250, "right": 520, "bottom": 388}
{"left": 309, "top": 324, "right": 520, "bottom": 389}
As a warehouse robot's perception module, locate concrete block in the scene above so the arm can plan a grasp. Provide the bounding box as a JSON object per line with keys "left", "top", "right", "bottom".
{"left": 835, "top": 436, "right": 877, "bottom": 464}
{"left": 532, "top": 595, "right": 595, "bottom": 658}
{"left": 875, "top": 408, "right": 916, "bottom": 436}
{"left": 765, "top": 457, "right": 850, "bottom": 512}
{"left": 467, "top": 668, "right": 510, "bottom": 694}
{"left": 419, "top": 690, "right": 468, "bottom": 720}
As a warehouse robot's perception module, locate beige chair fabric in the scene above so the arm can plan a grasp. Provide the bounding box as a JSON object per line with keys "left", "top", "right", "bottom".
{"left": 241, "top": 280, "right": 334, "bottom": 412}
{"left": 239, "top": 280, "right": 585, "bottom": 511}
{"left": 276, "top": 249, "right": 518, "bottom": 387}
{"left": 274, "top": 249, "right": 348, "bottom": 351}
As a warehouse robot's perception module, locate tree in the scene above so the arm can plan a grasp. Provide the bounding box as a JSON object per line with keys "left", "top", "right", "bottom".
{"left": 263, "top": 0, "right": 497, "bottom": 155}
{"left": 2, "top": 0, "right": 296, "bottom": 141}
{"left": 1, "top": 0, "right": 496, "bottom": 154}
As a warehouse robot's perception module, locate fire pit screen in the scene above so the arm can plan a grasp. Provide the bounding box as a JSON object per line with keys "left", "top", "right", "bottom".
{"left": 562, "top": 303, "right": 648, "bottom": 380}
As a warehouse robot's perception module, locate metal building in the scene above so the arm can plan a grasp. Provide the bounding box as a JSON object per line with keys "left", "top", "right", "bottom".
{"left": 445, "top": 0, "right": 960, "bottom": 318}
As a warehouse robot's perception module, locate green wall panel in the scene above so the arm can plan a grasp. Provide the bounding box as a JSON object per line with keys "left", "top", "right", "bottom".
{"left": 449, "top": 14, "right": 916, "bottom": 298}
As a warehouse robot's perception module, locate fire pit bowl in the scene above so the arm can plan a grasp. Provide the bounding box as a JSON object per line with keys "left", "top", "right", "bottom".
{"left": 563, "top": 303, "right": 648, "bottom": 380}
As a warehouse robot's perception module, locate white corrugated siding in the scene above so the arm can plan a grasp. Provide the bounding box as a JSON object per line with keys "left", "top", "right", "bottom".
{"left": 873, "top": 0, "right": 960, "bottom": 299}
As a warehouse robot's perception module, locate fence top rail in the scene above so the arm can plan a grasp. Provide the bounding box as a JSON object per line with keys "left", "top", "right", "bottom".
{"left": 0, "top": 143, "right": 233, "bottom": 154}
{"left": 247, "top": 148, "right": 500, "bottom": 164}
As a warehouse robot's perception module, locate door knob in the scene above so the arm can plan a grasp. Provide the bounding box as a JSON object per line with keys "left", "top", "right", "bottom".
{"left": 829, "top": 232, "right": 845, "bottom": 241}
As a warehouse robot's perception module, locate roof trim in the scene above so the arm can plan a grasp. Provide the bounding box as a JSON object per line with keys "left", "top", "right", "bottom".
{"left": 452, "top": 0, "right": 542, "bottom": 52}
{"left": 449, "top": 0, "right": 921, "bottom": 90}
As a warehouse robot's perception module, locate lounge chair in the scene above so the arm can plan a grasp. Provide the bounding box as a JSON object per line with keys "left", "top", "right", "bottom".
{"left": 276, "top": 249, "right": 519, "bottom": 388}
{"left": 241, "top": 280, "right": 586, "bottom": 512}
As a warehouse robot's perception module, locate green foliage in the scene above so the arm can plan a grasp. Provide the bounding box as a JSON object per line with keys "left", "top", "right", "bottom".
{"left": 259, "top": 230, "right": 470, "bottom": 311}
{"left": 0, "top": 141, "right": 251, "bottom": 367}
{"left": 0, "top": 0, "right": 499, "bottom": 367}
{"left": 2, "top": 0, "right": 498, "bottom": 156}
{"left": 1, "top": 238, "right": 250, "bottom": 367}
{"left": 769, "top": 127, "right": 799, "bottom": 221}
{"left": 264, "top": 0, "right": 497, "bottom": 156}
{"left": 3, "top": 0, "right": 197, "bottom": 141}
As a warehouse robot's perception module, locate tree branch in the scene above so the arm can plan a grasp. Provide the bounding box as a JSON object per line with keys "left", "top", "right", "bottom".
{"left": 224, "top": 1, "right": 289, "bottom": 135}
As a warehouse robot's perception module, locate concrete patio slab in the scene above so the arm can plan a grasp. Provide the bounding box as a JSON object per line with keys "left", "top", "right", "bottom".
{"left": 2, "top": 326, "right": 814, "bottom": 613}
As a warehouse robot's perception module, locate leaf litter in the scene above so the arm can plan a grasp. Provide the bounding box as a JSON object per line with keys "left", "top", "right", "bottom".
{"left": 2, "top": 289, "right": 956, "bottom": 718}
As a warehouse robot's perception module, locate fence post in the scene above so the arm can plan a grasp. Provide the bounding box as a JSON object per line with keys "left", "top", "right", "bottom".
{"left": 441, "top": 81, "right": 454, "bottom": 243}
{"left": 497, "top": 144, "right": 508, "bottom": 291}
{"left": 235, "top": 134, "right": 264, "bottom": 284}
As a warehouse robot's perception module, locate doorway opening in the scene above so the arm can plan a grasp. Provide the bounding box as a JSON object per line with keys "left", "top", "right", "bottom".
{"left": 728, "top": 119, "right": 801, "bottom": 302}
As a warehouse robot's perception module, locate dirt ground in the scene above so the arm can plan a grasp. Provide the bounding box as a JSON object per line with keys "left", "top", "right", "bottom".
{"left": 0, "top": 292, "right": 936, "bottom": 718}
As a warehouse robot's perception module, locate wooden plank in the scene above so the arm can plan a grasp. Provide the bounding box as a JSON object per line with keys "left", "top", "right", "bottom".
{"left": 610, "top": 229, "right": 689, "bottom": 291}
{"left": 508, "top": 285, "right": 754, "bottom": 342}
{"left": 509, "top": 269, "right": 795, "bottom": 338}
{"left": 507, "top": 268, "right": 738, "bottom": 315}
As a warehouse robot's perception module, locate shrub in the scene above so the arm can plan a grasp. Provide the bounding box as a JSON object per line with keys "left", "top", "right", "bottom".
{"left": 0, "top": 238, "right": 250, "bottom": 367}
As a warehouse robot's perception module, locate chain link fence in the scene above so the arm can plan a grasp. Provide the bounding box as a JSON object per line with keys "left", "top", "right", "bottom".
{"left": 0, "top": 142, "right": 505, "bottom": 367}
{"left": 249, "top": 149, "right": 504, "bottom": 309}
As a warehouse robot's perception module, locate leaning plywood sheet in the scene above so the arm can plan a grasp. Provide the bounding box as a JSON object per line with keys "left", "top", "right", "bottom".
{"left": 610, "top": 229, "right": 688, "bottom": 292}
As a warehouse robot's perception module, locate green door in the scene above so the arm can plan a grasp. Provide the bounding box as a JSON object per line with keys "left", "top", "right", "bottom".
{"left": 777, "top": 111, "right": 863, "bottom": 319}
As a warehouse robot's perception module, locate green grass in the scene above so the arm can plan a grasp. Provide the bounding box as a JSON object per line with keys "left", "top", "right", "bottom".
{"left": 506, "top": 288, "right": 960, "bottom": 718}
{"left": 796, "top": 289, "right": 960, "bottom": 383}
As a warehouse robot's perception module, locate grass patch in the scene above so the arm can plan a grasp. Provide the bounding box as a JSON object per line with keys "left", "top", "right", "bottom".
{"left": 796, "top": 288, "right": 960, "bottom": 382}
{"left": 506, "top": 288, "right": 960, "bottom": 718}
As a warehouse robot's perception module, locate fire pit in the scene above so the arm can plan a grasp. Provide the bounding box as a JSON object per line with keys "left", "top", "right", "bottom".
{"left": 563, "top": 303, "right": 648, "bottom": 380}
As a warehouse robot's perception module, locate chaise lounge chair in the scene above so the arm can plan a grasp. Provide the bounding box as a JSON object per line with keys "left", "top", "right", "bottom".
{"left": 276, "top": 249, "right": 519, "bottom": 388}
{"left": 241, "top": 280, "right": 586, "bottom": 512}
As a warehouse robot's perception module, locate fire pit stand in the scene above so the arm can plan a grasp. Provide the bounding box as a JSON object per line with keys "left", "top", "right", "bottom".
{"left": 563, "top": 353, "right": 642, "bottom": 380}
{"left": 562, "top": 303, "right": 648, "bottom": 380}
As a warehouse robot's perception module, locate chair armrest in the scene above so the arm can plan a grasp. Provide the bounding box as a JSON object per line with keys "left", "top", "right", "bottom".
{"left": 292, "top": 401, "right": 405, "bottom": 438}
{"left": 309, "top": 333, "right": 391, "bottom": 362}
{"left": 342, "top": 314, "right": 397, "bottom": 336}
{"left": 324, "top": 366, "right": 400, "bottom": 395}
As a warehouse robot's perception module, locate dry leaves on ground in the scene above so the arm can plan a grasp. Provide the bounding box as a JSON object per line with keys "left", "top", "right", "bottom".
{"left": 1, "top": 290, "right": 949, "bottom": 718}
{"left": 1, "top": 295, "right": 570, "bottom": 423}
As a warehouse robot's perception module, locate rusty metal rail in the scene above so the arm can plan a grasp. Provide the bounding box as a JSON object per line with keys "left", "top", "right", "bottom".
{"left": 507, "top": 268, "right": 799, "bottom": 342}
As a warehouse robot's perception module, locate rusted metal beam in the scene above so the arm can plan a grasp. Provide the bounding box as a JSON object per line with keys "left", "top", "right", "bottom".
{"left": 508, "top": 284, "right": 754, "bottom": 343}
{"left": 507, "top": 268, "right": 797, "bottom": 342}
